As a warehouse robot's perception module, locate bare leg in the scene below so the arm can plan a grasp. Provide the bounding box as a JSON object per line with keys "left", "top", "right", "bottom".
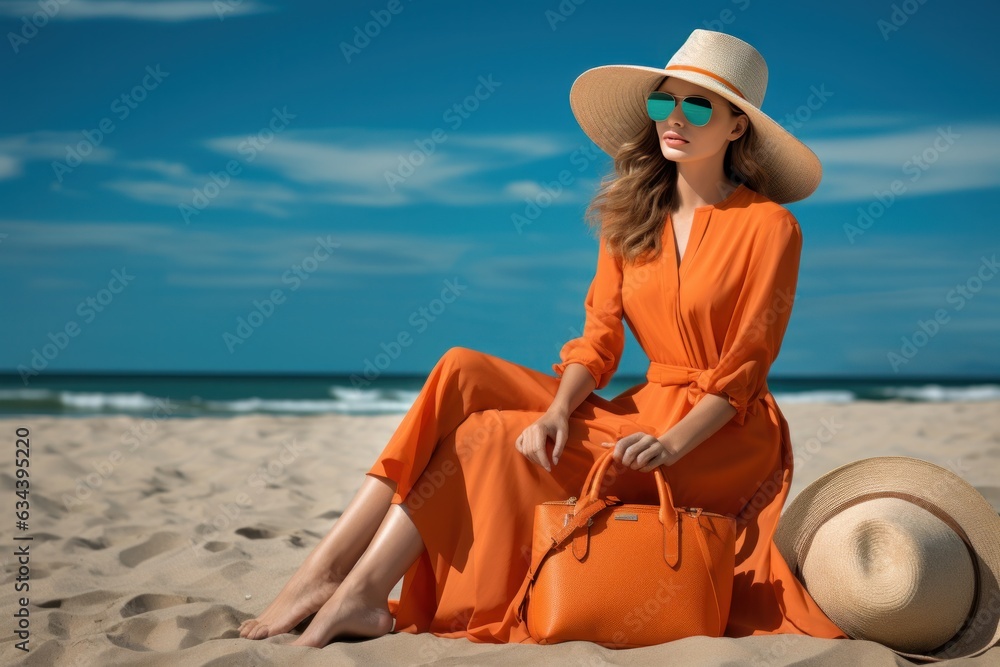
{"left": 239, "top": 474, "right": 396, "bottom": 640}
{"left": 290, "top": 502, "right": 426, "bottom": 647}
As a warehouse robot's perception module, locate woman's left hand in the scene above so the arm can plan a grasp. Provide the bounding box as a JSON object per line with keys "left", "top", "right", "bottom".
{"left": 602, "top": 432, "right": 683, "bottom": 472}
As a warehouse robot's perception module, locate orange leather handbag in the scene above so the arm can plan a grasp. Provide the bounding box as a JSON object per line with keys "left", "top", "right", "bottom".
{"left": 511, "top": 447, "right": 737, "bottom": 648}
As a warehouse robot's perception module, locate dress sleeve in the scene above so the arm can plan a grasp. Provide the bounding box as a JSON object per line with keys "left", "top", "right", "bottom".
{"left": 552, "top": 235, "right": 625, "bottom": 390}
{"left": 689, "top": 212, "right": 803, "bottom": 425}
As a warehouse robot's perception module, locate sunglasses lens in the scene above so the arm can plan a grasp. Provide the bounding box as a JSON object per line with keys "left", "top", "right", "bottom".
{"left": 647, "top": 93, "right": 713, "bottom": 126}
{"left": 646, "top": 92, "right": 675, "bottom": 121}
{"left": 682, "top": 97, "right": 713, "bottom": 126}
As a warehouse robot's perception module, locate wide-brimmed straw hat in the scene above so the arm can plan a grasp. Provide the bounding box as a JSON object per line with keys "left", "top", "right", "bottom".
{"left": 774, "top": 456, "right": 1000, "bottom": 661}
{"left": 569, "top": 28, "right": 822, "bottom": 204}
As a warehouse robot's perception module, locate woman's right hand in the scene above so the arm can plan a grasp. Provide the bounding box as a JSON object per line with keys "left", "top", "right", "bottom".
{"left": 515, "top": 409, "right": 569, "bottom": 473}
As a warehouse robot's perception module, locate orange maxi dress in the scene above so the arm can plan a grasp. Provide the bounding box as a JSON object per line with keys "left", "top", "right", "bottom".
{"left": 366, "top": 182, "right": 851, "bottom": 645}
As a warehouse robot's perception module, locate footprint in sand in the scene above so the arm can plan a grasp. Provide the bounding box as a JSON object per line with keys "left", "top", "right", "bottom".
{"left": 37, "top": 589, "right": 121, "bottom": 610}
{"left": 234, "top": 526, "right": 274, "bottom": 540}
{"left": 121, "top": 593, "right": 203, "bottom": 618}
{"left": 107, "top": 602, "right": 239, "bottom": 651}
{"left": 65, "top": 535, "right": 110, "bottom": 551}
{"left": 119, "top": 531, "right": 186, "bottom": 568}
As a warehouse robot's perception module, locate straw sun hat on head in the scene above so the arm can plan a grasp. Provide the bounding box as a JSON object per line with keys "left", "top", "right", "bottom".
{"left": 569, "top": 28, "right": 821, "bottom": 204}
{"left": 774, "top": 456, "right": 1000, "bottom": 662}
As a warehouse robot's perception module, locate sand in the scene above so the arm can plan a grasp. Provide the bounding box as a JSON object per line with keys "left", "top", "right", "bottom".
{"left": 1, "top": 399, "right": 998, "bottom": 666}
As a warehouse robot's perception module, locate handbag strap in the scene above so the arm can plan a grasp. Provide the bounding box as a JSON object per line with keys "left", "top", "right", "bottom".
{"left": 689, "top": 514, "right": 725, "bottom": 635}
{"left": 512, "top": 496, "right": 621, "bottom": 623}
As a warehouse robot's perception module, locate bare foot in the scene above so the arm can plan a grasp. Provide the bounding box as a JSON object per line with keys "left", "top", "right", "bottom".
{"left": 290, "top": 580, "right": 394, "bottom": 648}
{"left": 239, "top": 567, "right": 343, "bottom": 640}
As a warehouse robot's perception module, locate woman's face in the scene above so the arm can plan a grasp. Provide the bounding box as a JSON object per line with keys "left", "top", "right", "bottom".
{"left": 651, "top": 77, "right": 747, "bottom": 163}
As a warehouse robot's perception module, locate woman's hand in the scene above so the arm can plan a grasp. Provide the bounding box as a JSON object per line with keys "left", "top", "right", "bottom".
{"left": 602, "top": 432, "right": 682, "bottom": 472}
{"left": 516, "top": 410, "right": 569, "bottom": 473}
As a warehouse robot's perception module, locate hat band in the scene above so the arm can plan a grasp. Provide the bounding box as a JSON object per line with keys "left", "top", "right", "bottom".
{"left": 796, "top": 489, "right": 982, "bottom": 654}
{"left": 664, "top": 64, "right": 747, "bottom": 101}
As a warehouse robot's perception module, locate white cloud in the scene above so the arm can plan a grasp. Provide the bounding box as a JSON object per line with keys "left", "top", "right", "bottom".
{"left": 96, "top": 128, "right": 589, "bottom": 213}
{"left": 792, "top": 113, "right": 915, "bottom": 132}
{"left": 0, "top": 0, "right": 274, "bottom": 21}
{"left": 121, "top": 159, "right": 192, "bottom": 179}
{"left": 103, "top": 176, "right": 302, "bottom": 218}
{"left": 803, "top": 121, "right": 1000, "bottom": 203}
{"left": 0, "top": 154, "right": 21, "bottom": 180}
{"left": 0, "top": 131, "right": 115, "bottom": 182}
{"left": 200, "top": 127, "right": 584, "bottom": 207}
{"left": 1, "top": 124, "right": 590, "bottom": 212}
{"left": 0, "top": 220, "right": 481, "bottom": 286}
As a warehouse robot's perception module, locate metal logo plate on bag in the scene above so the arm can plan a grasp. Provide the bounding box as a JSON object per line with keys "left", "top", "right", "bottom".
{"left": 613, "top": 513, "right": 638, "bottom": 521}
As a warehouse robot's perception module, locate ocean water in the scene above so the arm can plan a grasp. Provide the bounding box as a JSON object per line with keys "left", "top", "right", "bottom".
{"left": 1, "top": 373, "right": 999, "bottom": 419}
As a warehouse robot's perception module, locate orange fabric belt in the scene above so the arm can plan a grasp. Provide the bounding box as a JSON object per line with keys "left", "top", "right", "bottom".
{"left": 645, "top": 360, "right": 769, "bottom": 398}
{"left": 645, "top": 361, "right": 706, "bottom": 386}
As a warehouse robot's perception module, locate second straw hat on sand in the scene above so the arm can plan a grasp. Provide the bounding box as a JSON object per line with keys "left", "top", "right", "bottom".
{"left": 774, "top": 456, "right": 1000, "bottom": 661}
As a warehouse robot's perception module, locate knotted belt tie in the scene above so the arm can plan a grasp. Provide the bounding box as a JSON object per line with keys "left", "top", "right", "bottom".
{"left": 645, "top": 361, "right": 707, "bottom": 387}
{"left": 644, "top": 360, "right": 765, "bottom": 424}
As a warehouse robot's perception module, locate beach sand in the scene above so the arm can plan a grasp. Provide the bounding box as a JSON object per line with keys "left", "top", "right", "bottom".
{"left": 2, "top": 399, "right": 998, "bottom": 665}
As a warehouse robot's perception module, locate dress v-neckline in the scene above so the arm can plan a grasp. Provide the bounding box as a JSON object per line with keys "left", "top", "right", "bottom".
{"left": 665, "top": 182, "right": 746, "bottom": 280}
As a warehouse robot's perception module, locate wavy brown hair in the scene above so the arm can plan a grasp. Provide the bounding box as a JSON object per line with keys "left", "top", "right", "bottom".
{"left": 583, "top": 93, "right": 767, "bottom": 267}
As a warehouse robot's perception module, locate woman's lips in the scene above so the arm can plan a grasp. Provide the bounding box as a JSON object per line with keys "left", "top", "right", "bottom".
{"left": 665, "top": 137, "right": 688, "bottom": 146}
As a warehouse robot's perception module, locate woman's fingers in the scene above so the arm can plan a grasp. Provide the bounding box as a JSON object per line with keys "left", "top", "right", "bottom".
{"left": 530, "top": 428, "right": 552, "bottom": 471}
{"left": 515, "top": 424, "right": 549, "bottom": 471}
{"left": 635, "top": 446, "right": 657, "bottom": 467}
{"left": 637, "top": 448, "right": 663, "bottom": 472}
{"left": 609, "top": 433, "right": 636, "bottom": 465}
{"left": 619, "top": 434, "right": 647, "bottom": 467}
{"left": 551, "top": 425, "right": 567, "bottom": 466}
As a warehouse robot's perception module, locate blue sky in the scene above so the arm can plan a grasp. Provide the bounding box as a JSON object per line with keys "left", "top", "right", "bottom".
{"left": 1, "top": 0, "right": 998, "bottom": 379}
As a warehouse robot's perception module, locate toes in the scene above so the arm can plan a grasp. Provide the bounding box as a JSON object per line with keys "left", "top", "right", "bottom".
{"left": 241, "top": 620, "right": 269, "bottom": 640}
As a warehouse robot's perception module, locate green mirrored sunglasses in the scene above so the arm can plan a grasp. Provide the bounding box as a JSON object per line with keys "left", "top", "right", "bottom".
{"left": 646, "top": 91, "right": 713, "bottom": 126}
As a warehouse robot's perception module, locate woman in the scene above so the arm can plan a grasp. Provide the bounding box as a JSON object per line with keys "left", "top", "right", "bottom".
{"left": 239, "top": 29, "right": 851, "bottom": 648}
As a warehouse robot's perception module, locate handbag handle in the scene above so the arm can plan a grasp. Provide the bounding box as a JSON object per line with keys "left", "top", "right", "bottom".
{"left": 572, "top": 447, "right": 680, "bottom": 567}
{"left": 579, "top": 447, "right": 678, "bottom": 529}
